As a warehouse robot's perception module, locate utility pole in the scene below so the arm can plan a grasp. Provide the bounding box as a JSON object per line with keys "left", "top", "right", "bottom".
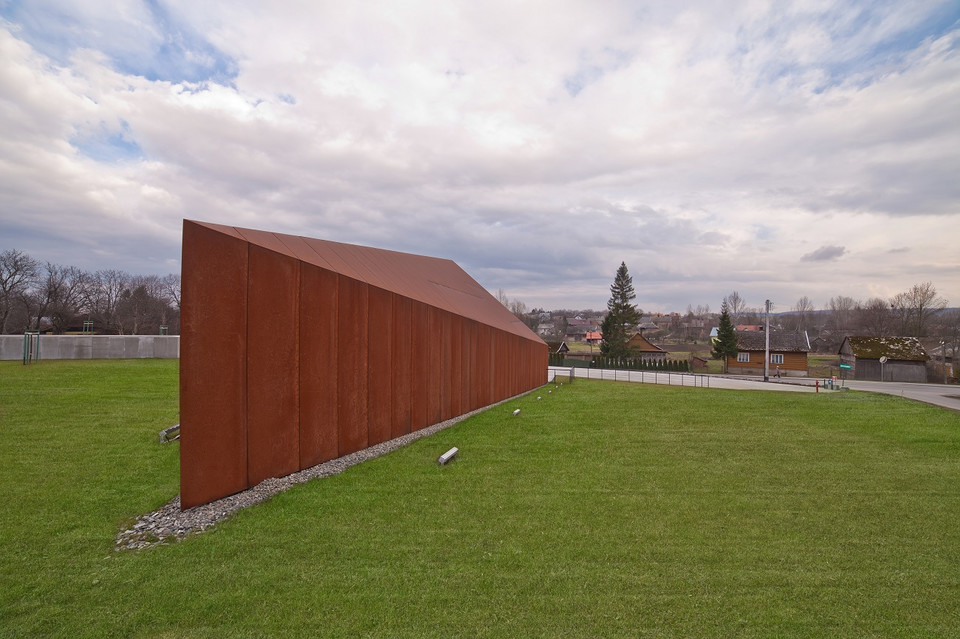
{"left": 764, "top": 299, "right": 771, "bottom": 382}
{"left": 943, "top": 341, "right": 948, "bottom": 385}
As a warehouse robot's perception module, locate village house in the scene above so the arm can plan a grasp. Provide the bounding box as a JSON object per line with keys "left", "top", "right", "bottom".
{"left": 564, "top": 317, "right": 601, "bottom": 342}
{"left": 838, "top": 336, "right": 929, "bottom": 383}
{"left": 727, "top": 329, "right": 811, "bottom": 377}
{"left": 626, "top": 332, "right": 669, "bottom": 362}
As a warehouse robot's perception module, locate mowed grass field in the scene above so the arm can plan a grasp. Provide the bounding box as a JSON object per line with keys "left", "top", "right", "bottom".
{"left": 1, "top": 360, "right": 959, "bottom": 638}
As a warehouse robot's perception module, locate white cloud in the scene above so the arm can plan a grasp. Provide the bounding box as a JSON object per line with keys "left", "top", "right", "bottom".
{"left": 0, "top": 1, "right": 958, "bottom": 311}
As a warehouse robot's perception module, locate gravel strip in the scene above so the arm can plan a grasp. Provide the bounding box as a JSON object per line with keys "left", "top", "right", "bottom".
{"left": 115, "top": 394, "right": 525, "bottom": 551}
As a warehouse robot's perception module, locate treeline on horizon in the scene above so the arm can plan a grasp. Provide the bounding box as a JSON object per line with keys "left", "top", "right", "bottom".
{"left": 0, "top": 249, "right": 179, "bottom": 336}
{"left": 2, "top": 247, "right": 956, "bottom": 348}
{"left": 505, "top": 282, "right": 958, "bottom": 348}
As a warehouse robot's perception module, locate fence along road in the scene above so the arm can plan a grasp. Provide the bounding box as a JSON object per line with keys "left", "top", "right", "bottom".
{"left": 548, "top": 366, "right": 815, "bottom": 392}
{"left": 550, "top": 366, "right": 960, "bottom": 412}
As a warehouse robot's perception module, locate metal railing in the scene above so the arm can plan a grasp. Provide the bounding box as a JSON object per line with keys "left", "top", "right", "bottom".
{"left": 548, "top": 365, "right": 710, "bottom": 388}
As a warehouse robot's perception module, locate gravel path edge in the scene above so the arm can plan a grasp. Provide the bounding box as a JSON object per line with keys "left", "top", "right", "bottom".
{"left": 115, "top": 392, "right": 531, "bottom": 551}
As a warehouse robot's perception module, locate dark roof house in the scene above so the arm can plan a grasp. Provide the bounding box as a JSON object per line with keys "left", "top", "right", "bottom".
{"left": 626, "top": 332, "right": 669, "bottom": 360}
{"left": 727, "top": 330, "right": 811, "bottom": 377}
{"left": 839, "top": 336, "right": 929, "bottom": 382}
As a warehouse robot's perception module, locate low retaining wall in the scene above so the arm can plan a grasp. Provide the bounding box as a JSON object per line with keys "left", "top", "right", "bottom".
{"left": 0, "top": 335, "right": 180, "bottom": 360}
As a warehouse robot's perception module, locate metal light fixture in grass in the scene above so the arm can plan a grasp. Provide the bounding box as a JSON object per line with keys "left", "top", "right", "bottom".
{"left": 438, "top": 447, "right": 459, "bottom": 465}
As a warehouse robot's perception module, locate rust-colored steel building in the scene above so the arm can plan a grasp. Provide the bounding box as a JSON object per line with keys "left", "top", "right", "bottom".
{"left": 180, "top": 220, "right": 548, "bottom": 509}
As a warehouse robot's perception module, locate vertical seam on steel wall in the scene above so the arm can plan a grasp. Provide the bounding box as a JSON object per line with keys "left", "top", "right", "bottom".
{"left": 244, "top": 237, "right": 251, "bottom": 490}
{"left": 334, "top": 273, "right": 341, "bottom": 458}
{"left": 295, "top": 259, "right": 301, "bottom": 470}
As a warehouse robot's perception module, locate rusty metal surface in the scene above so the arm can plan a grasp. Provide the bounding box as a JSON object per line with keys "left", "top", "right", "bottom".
{"left": 366, "top": 286, "right": 393, "bottom": 447}
{"left": 190, "top": 221, "right": 540, "bottom": 341}
{"left": 180, "top": 221, "right": 249, "bottom": 510}
{"left": 246, "top": 245, "right": 301, "bottom": 486}
{"left": 337, "top": 275, "right": 369, "bottom": 455}
{"left": 462, "top": 319, "right": 476, "bottom": 412}
{"left": 180, "top": 220, "right": 547, "bottom": 508}
{"left": 449, "top": 314, "right": 463, "bottom": 418}
{"left": 426, "top": 305, "right": 442, "bottom": 426}
{"left": 390, "top": 295, "right": 413, "bottom": 438}
{"left": 299, "top": 264, "right": 339, "bottom": 468}
{"left": 410, "top": 301, "right": 430, "bottom": 432}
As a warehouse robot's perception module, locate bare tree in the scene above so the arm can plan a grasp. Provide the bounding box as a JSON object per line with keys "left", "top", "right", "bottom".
{"left": 828, "top": 295, "right": 857, "bottom": 335}
{"left": 508, "top": 299, "right": 527, "bottom": 317}
{"left": 857, "top": 297, "right": 891, "bottom": 336}
{"left": 890, "top": 291, "right": 911, "bottom": 335}
{"left": 725, "top": 291, "right": 746, "bottom": 325}
{"left": 162, "top": 273, "right": 181, "bottom": 310}
{"left": 0, "top": 249, "right": 39, "bottom": 333}
{"left": 114, "top": 275, "right": 172, "bottom": 335}
{"left": 25, "top": 263, "right": 86, "bottom": 333}
{"left": 889, "top": 283, "right": 948, "bottom": 337}
{"left": 82, "top": 269, "right": 130, "bottom": 332}
{"left": 792, "top": 296, "right": 815, "bottom": 331}
{"left": 939, "top": 309, "right": 960, "bottom": 381}
{"left": 904, "top": 281, "right": 948, "bottom": 337}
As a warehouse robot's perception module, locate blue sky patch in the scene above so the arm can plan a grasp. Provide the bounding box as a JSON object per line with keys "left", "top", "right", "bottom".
{"left": 0, "top": 0, "right": 238, "bottom": 84}
{"left": 71, "top": 120, "right": 143, "bottom": 163}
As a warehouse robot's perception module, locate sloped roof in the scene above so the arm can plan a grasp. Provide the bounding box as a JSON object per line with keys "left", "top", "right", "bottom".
{"left": 735, "top": 330, "right": 810, "bottom": 352}
{"left": 545, "top": 341, "right": 569, "bottom": 354}
{"left": 842, "top": 336, "right": 928, "bottom": 361}
{"left": 187, "top": 220, "right": 543, "bottom": 343}
{"left": 627, "top": 332, "right": 668, "bottom": 353}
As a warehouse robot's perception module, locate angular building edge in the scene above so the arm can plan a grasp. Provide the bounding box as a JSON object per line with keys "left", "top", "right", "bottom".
{"left": 180, "top": 220, "right": 547, "bottom": 509}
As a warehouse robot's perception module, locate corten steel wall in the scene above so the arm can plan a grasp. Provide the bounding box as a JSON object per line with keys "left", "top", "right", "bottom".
{"left": 181, "top": 220, "right": 548, "bottom": 509}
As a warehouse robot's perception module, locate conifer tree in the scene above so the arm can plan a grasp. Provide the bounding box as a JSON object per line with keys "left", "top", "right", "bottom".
{"left": 711, "top": 300, "right": 739, "bottom": 373}
{"left": 600, "top": 262, "right": 641, "bottom": 359}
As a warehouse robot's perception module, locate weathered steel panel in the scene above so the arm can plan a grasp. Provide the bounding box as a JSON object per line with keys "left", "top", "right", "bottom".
{"left": 246, "top": 245, "right": 301, "bottom": 486}
{"left": 426, "top": 305, "right": 442, "bottom": 426}
{"left": 440, "top": 310, "right": 454, "bottom": 422}
{"left": 299, "top": 263, "right": 339, "bottom": 468}
{"left": 449, "top": 314, "right": 463, "bottom": 418}
{"left": 180, "top": 220, "right": 549, "bottom": 509}
{"left": 180, "top": 221, "right": 249, "bottom": 510}
{"left": 274, "top": 233, "right": 337, "bottom": 272}
{"left": 301, "top": 236, "right": 366, "bottom": 282}
{"left": 185, "top": 221, "right": 543, "bottom": 342}
{"left": 337, "top": 276, "right": 369, "bottom": 455}
{"left": 367, "top": 286, "right": 393, "bottom": 446}
{"left": 410, "top": 301, "right": 430, "bottom": 431}
{"left": 391, "top": 295, "right": 413, "bottom": 437}
{"left": 476, "top": 323, "right": 491, "bottom": 408}
{"left": 462, "top": 319, "right": 476, "bottom": 411}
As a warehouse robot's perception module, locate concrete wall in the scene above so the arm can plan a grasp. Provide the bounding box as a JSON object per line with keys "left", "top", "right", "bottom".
{"left": 0, "top": 335, "right": 179, "bottom": 361}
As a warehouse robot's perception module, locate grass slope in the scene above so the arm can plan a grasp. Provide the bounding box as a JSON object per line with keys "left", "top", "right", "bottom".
{"left": 1, "top": 361, "right": 959, "bottom": 637}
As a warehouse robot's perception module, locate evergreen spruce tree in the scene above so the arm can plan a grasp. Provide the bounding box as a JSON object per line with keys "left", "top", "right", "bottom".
{"left": 600, "top": 262, "right": 641, "bottom": 359}
{"left": 711, "top": 300, "right": 739, "bottom": 373}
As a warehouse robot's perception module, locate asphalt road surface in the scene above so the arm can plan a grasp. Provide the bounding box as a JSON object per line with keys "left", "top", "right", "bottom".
{"left": 548, "top": 366, "right": 960, "bottom": 412}
{"left": 716, "top": 375, "right": 960, "bottom": 413}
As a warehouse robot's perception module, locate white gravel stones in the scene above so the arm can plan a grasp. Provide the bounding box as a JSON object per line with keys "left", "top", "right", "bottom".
{"left": 115, "top": 394, "right": 525, "bottom": 551}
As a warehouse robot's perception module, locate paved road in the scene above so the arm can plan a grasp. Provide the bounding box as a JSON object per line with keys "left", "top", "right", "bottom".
{"left": 716, "top": 375, "right": 960, "bottom": 412}
{"left": 548, "top": 366, "right": 960, "bottom": 412}
{"left": 819, "top": 379, "right": 960, "bottom": 413}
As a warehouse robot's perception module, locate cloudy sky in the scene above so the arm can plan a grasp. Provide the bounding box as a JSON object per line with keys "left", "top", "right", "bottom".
{"left": 1, "top": 1, "right": 958, "bottom": 313}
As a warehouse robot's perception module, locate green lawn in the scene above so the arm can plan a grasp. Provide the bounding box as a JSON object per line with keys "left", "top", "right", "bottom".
{"left": 2, "top": 360, "right": 959, "bottom": 638}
